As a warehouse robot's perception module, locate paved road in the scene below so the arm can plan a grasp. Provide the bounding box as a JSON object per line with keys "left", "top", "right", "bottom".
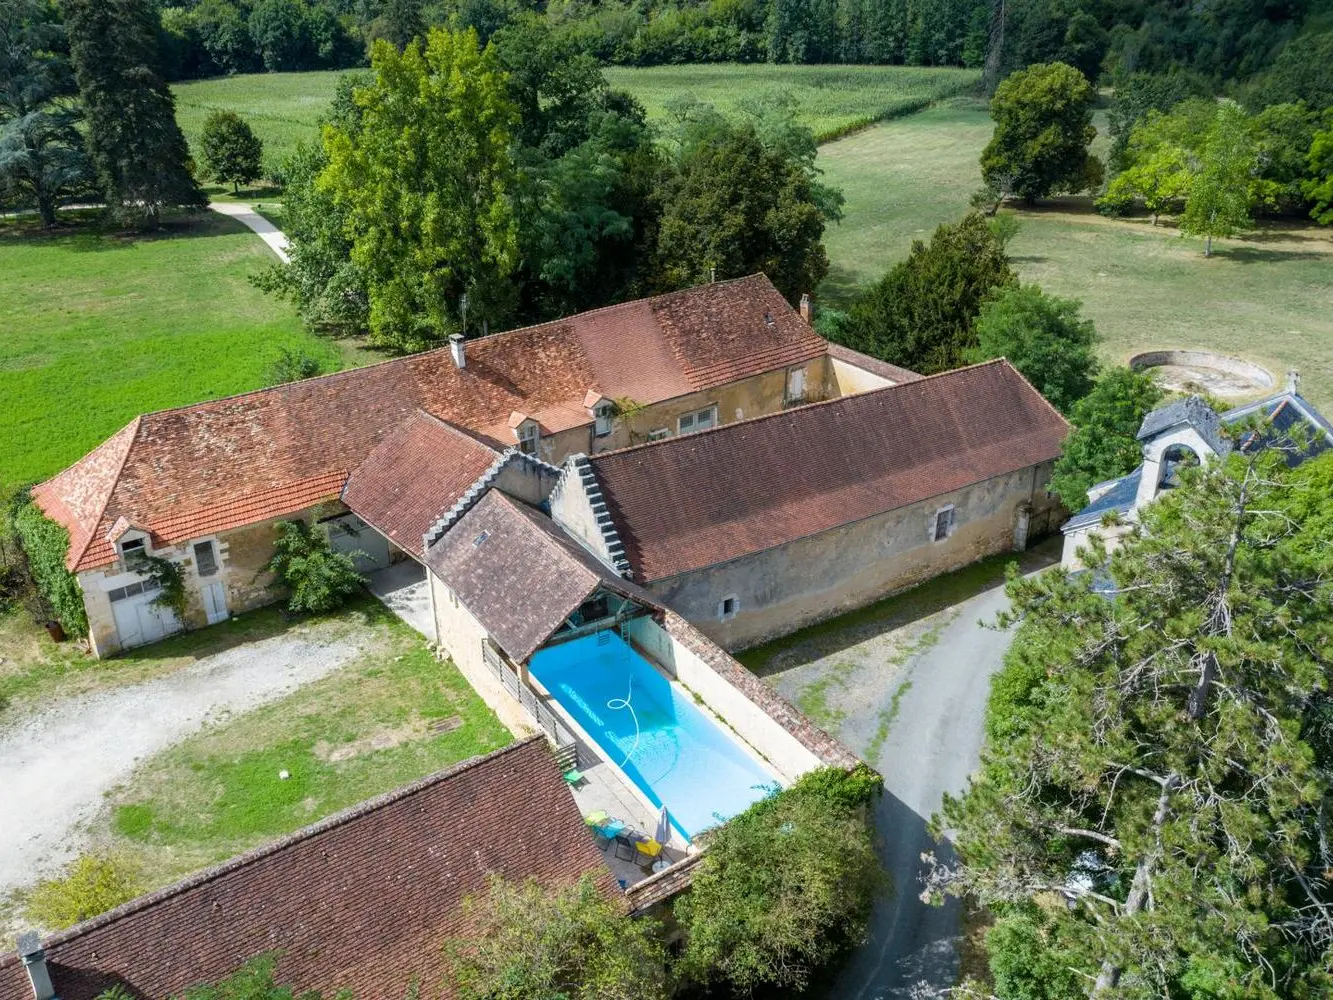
{"left": 0, "top": 626, "right": 368, "bottom": 898}
{"left": 209, "top": 201, "right": 289, "bottom": 262}
{"left": 830, "top": 576, "right": 1019, "bottom": 999}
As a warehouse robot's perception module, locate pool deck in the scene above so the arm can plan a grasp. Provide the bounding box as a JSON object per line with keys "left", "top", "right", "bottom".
{"left": 568, "top": 757, "right": 693, "bottom": 888}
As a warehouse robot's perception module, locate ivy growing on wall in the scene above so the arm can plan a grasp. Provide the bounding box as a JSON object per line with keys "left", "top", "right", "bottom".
{"left": 144, "top": 554, "right": 188, "bottom": 627}
{"left": 12, "top": 491, "right": 88, "bottom": 637}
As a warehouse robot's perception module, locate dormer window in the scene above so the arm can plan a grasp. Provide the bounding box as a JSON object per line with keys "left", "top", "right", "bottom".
{"left": 593, "top": 401, "right": 614, "bottom": 437}
{"left": 120, "top": 536, "right": 148, "bottom": 569}
{"left": 517, "top": 420, "right": 539, "bottom": 456}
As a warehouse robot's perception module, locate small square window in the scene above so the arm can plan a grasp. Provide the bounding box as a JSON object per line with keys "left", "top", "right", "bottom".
{"left": 647, "top": 428, "right": 670, "bottom": 442}
{"left": 679, "top": 405, "right": 717, "bottom": 435}
{"left": 593, "top": 403, "right": 614, "bottom": 437}
{"left": 517, "top": 422, "right": 539, "bottom": 455}
{"left": 120, "top": 536, "right": 147, "bottom": 568}
{"left": 718, "top": 594, "right": 740, "bottom": 621}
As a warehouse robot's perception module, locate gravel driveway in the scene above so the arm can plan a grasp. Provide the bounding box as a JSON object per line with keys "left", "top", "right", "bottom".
{"left": 0, "top": 625, "right": 373, "bottom": 899}
{"left": 760, "top": 543, "right": 1059, "bottom": 999}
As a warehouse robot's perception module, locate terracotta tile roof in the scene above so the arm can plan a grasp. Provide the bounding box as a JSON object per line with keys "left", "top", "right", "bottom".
{"left": 33, "top": 275, "right": 821, "bottom": 572}
{"left": 826, "top": 342, "right": 925, "bottom": 384}
{"left": 0, "top": 739, "right": 616, "bottom": 1000}
{"left": 424, "top": 490, "right": 662, "bottom": 662}
{"left": 342, "top": 412, "right": 500, "bottom": 559}
{"left": 588, "top": 360, "right": 1070, "bottom": 583}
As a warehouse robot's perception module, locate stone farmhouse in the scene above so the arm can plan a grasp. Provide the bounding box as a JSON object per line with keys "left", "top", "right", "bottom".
{"left": 1061, "top": 374, "right": 1333, "bottom": 569}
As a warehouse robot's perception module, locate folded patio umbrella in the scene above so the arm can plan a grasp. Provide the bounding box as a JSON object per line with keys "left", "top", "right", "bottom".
{"left": 654, "top": 805, "right": 671, "bottom": 845}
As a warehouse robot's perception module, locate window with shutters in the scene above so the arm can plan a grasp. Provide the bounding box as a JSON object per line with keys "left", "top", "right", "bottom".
{"left": 678, "top": 405, "right": 717, "bottom": 435}
{"left": 785, "top": 365, "right": 808, "bottom": 403}
{"left": 517, "top": 421, "right": 539, "bottom": 455}
{"left": 193, "top": 541, "right": 218, "bottom": 577}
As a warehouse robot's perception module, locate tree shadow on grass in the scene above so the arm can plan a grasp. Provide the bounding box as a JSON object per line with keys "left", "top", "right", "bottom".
{"left": 0, "top": 209, "right": 254, "bottom": 253}
{"left": 740, "top": 538, "right": 1061, "bottom": 677}
{"left": 1214, "top": 244, "right": 1329, "bottom": 265}
{"left": 817, "top": 261, "right": 872, "bottom": 310}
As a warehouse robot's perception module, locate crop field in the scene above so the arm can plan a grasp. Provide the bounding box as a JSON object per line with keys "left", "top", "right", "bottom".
{"left": 172, "top": 64, "right": 979, "bottom": 165}
{"left": 817, "top": 97, "right": 1333, "bottom": 408}
{"left": 0, "top": 212, "right": 366, "bottom": 494}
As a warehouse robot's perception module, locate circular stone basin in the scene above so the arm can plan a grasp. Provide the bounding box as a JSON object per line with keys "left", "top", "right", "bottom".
{"left": 1129, "top": 349, "right": 1274, "bottom": 400}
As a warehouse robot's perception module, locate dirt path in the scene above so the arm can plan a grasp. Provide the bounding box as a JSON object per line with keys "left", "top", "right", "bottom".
{"left": 209, "top": 201, "right": 289, "bottom": 262}
{"left": 0, "top": 625, "right": 375, "bottom": 899}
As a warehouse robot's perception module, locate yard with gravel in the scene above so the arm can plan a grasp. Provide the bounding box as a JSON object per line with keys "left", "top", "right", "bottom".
{"left": 0, "top": 596, "right": 509, "bottom": 942}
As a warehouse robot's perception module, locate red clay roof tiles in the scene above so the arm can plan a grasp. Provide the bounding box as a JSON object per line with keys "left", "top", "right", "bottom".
{"left": 0, "top": 739, "right": 615, "bottom": 1000}
{"left": 342, "top": 412, "right": 500, "bottom": 559}
{"left": 587, "top": 360, "right": 1069, "bottom": 583}
{"left": 34, "top": 275, "right": 821, "bottom": 572}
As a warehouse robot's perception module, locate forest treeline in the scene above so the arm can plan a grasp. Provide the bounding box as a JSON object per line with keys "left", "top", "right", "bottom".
{"left": 138, "top": 0, "right": 1333, "bottom": 102}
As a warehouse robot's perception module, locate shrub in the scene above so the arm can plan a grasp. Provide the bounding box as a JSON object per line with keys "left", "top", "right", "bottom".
{"left": 447, "top": 875, "right": 669, "bottom": 1000}
{"left": 26, "top": 853, "right": 143, "bottom": 929}
{"left": 13, "top": 492, "right": 88, "bottom": 637}
{"left": 265, "top": 517, "right": 364, "bottom": 614}
{"left": 199, "top": 109, "right": 264, "bottom": 192}
{"left": 264, "top": 346, "right": 326, "bottom": 386}
{"left": 676, "top": 765, "right": 886, "bottom": 993}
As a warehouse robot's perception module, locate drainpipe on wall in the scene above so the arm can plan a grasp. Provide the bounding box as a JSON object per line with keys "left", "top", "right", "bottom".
{"left": 18, "top": 932, "right": 55, "bottom": 1000}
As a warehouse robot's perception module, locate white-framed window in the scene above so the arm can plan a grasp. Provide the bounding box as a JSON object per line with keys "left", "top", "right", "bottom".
{"left": 930, "top": 504, "right": 956, "bottom": 542}
{"left": 193, "top": 540, "right": 219, "bottom": 577}
{"left": 678, "top": 405, "right": 717, "bottom": 435}
{"left": 718, "top": 594, "right": 740, "bottom": 621}
{"left": 108, "top": 578, "right": 161, "bottom": 603}
{"left": 593, "top": 401, "right": 615, "bottom": 437}
{"left": 647, "top": 427, "right": 671, "bottom": 442}
{"left": 785, "top": 365, "right": 808, "bottom": 402}
{"left": 517, "top": 421, "right": 539, "bottom": 455}
{"left": 119, "top": 535, "right": 148, "bottom": 569}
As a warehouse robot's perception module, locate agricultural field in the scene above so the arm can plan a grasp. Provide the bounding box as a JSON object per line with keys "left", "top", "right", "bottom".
{"left": 0, "top": 213, "right": 368, "bottom": 495}
{"left": 817, "top": 98, "right": 1333, "bottom": 408}
{"left": 172, "top": 64, "right": 979, "bottom": 166}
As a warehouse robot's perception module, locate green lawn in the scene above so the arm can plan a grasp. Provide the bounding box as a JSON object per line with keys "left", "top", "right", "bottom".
{"left": 0, "top": 212, "right": 363, "bottom": 493}
{"left": 817, "top": 97, "right": 1333, "bottom": 408}
{"left": 102, "top": 599, "right": 511, "bottom": 888}
{"left": 173, "top": 65, "right": 979, "bottom": 166}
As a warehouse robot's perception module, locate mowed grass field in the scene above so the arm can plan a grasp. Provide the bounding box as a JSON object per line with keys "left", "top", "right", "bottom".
{"left": 173, "top": 64, "right": 979, "bottom": 165}
{"left": 818, "top": 97, "right": 1333, "bottom": 408}
{"left": 0, "top": 213, "right": 358, "bottom": 493}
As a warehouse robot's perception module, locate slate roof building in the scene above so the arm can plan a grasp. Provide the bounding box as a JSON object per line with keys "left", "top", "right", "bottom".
{"left": 1061, "top": 374, "right": 1333, "bottom": 568}
{"left": 0, "top": 739, "right": 616, "bottom": 1000}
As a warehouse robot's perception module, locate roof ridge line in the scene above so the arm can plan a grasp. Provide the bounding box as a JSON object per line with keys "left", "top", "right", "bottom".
{"left": 18, "top": 738, "right": 548, "bottom": 956}
{"left": 588, "top": 357, "right": 1023, "bottom": 463}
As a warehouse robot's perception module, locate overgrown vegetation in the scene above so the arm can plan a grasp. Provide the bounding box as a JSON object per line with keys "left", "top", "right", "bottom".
{"left": 144, "top": 553, "right": 188, "bottom": 626}
{"left": 25, "top": 852, "right": 143, "bottom": 930}
{"left": 676, "top": 765, "right": 885, "bottom": 994}
{"left": 448, "top": 875, "right": 669, "bottom": 999}
{"left": 12, "top": 491, "right": 87, "bottom": 637}
{"left": 264, "top": 517, "right": 364, "bottom": 614}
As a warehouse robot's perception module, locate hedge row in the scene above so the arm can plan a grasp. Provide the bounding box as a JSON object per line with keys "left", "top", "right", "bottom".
{"left": 13, "top": 497, "right": 88, "bottom": 638}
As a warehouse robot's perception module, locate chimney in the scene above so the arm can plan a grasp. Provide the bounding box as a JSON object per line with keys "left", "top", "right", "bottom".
{"left": 18, "top": 932, "right": 55, "bottom": 1000}
{"left": 799, "top": 293, "right": 812, "bottom": 323}
{"left": 449, "top": 334, "right": 466, "bottom": 370}
{"left": 1287, "top": 369, "right": 1301, "bottom": 395}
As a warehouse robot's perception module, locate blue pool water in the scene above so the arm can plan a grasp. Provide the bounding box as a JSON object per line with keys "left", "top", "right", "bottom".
{"left": 528, "top": 631, "right": 777, "bottom": 840}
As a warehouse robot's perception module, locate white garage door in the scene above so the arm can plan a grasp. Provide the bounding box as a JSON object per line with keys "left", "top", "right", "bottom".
{"left": 326, "top": 514, "right": 391, "bottom": 572}
{"left": 109, "top": 579, "right": 181, "bottom": 650}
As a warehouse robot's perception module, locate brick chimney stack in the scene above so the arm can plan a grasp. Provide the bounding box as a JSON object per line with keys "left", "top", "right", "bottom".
{"left": 799, "top": 293, "right": 812, "bottom": 324}
{"left": 449, "top": 333, "right": 466, "bottom": 370}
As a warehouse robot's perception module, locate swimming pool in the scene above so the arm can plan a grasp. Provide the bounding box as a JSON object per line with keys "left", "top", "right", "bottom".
{"left": 528, "top": 630, "right": 777, "bottom": 840}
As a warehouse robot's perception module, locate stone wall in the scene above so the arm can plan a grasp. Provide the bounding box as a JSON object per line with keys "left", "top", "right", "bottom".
{"left": 650, "top": 462, "right": 1059, "bottom": 650}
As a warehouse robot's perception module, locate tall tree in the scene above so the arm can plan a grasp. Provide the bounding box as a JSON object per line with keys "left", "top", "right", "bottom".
{"left": 1047, "top": 367, "right": 1162, "bottom": 510}
{"left": 0, "top": 0, "right": 91, "bottom": 226}
{"left": 968, "top": 283, "right": 1098, "bottom": 413}
{"left": 1181, "top": 99, "right": 1256, "bottom": 256}
{"left": 931, "top": 448, "right": 1333, "bottom": 996}
{"left": 60, "top": 0, "right": 203, "bottom": 227}
{"left": 198, "top": 109, "right": 263, "bottom": 193}
{"left": 372, "top": 0, "right": 424, "bottom": 51}
{"left": 981, "top": 61, "right": 1101, "bottom": 203}
{"left": 320, "top": 28, "right": 519, "bottom": 350}
{"left": 1305, "top": 123, "right": 1333, "bottom": 226}
{"left": 835, "top": 212, "right": 1016, "bottom": 374}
